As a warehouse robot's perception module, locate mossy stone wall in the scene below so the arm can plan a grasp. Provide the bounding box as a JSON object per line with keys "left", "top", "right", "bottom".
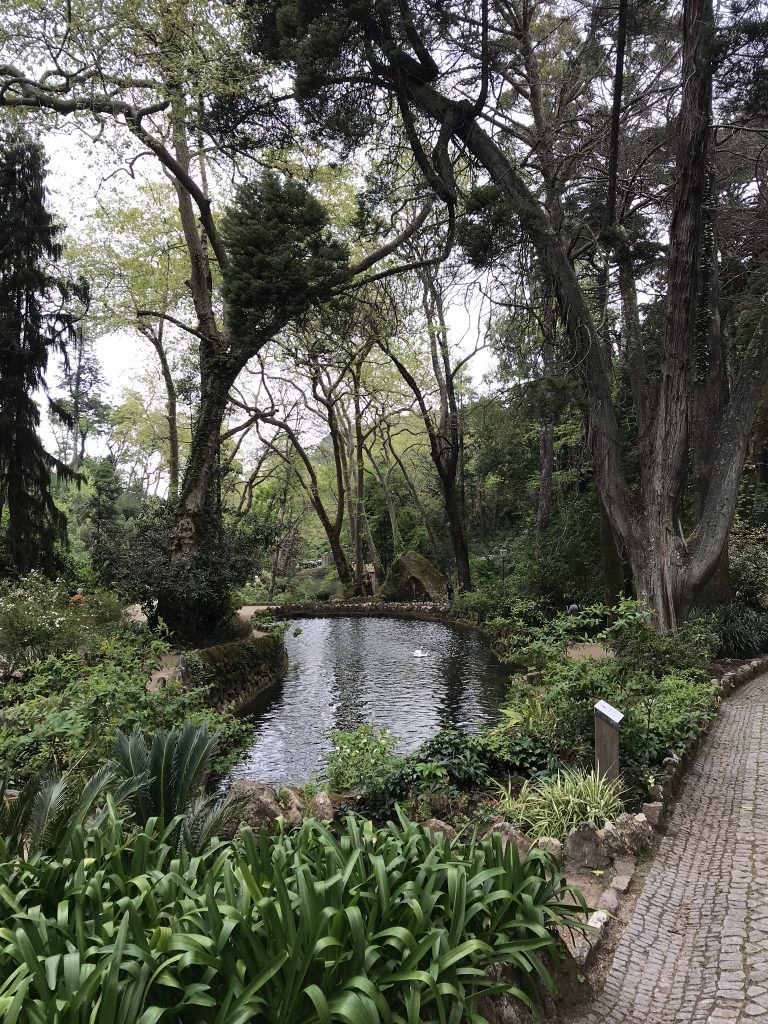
{"left": 197, "top": 633, "right": 287, "bottom": 713}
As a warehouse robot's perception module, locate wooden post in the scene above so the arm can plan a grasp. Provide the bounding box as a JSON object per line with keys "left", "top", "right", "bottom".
{"left": 594, "top": 699, "right": 624, "bottom": 783}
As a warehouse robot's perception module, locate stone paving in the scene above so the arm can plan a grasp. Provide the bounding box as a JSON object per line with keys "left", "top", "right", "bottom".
{"left": 572, "top": 672, "right": 768, "bottom": 1024}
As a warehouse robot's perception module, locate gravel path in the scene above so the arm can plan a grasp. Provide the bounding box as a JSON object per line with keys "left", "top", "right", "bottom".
{"left": 572, "top": 672, "right": 768, "bottom": 1024}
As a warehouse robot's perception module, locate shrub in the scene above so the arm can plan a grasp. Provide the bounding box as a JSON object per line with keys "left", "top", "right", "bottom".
{"left": 495, "top": 658, "right": 722, "bottom": 790}
{"left": 495, "top": 769, "right": 624, "bottom": 840}
{"left": 0, "top": 810, "right": 589, "bottom": 1021}
{"left": 325, "top": 723, "right": 400, "bottom": 791}
{"left": 598, "top": 599, "right": 718, "bottom": 676}
{"left": 479, "top": 696, "right": 564, "bottom": 777}
{"left": 414, "top": 727, "right": 490, "bottom": 786}
{"left": 325, "top": 726, "right": 493, "bottom": 820}
{"left": 0, "top": 629, "right": 251, "bottom": 783}
{"left": 1, "top": 722, "right": 241, "bottom": 858}
{"left": 0, "top": 572, "right": 124, "bottom": 673}
{"left": 709, "top": 601, "right": 768, "bottom": 658}
{"left": 729, "top": 516, "right": 768, "bottom": 609}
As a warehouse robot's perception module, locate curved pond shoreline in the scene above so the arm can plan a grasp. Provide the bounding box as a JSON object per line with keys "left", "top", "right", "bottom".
{"left": 228, "top": 614, "right": 511, "bottom": 786}
{"left": 254, "top": 599, "right": 488, "bottom": 635}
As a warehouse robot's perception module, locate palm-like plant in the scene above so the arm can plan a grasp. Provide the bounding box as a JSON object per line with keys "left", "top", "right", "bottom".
{"left": 1, "top": 721, "right": 239, "bottom": 857}
{"left": 0, "top": 764, "right": 145, "bottom": 858}
{"left": 110, "top": 721, "right": 241, "bottom": 852}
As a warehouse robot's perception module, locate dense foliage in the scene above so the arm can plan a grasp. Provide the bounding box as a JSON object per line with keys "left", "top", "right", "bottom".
{"left": 0, "top": 576, "right": 250, "bottom": 782}
{"left": 0, "top": 810, "right": 588, "bottom": 1022}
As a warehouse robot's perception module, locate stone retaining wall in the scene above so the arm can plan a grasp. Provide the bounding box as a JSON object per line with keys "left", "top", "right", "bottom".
{"left": 195, "top": 632, "right": 288, "bottom": 713}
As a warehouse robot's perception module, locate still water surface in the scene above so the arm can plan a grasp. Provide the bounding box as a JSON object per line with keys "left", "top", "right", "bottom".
{"left": 229, "top": 616, "right": 511, "bottom": 785}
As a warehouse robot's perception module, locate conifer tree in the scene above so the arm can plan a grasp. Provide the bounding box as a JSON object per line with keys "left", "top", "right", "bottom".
{"left": 0, "top": 128, "right": 81, "bottom": 574}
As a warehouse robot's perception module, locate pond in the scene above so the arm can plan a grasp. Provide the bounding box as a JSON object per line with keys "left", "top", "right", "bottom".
{"left": 228, "top": 616, "right": 512, "bottom": 786}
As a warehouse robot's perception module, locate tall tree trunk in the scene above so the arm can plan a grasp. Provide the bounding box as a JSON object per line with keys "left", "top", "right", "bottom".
{"left": 536, "top": 420, "right": 554, "bottom": 536}
{"left": 443, "top": 474, "right": 472, "bottom": 593}
{"left": 165, "top": 357, "right": 234, "bottom": 563}
{"left": 599, "top": 496, "right": 625, "bottom": 604}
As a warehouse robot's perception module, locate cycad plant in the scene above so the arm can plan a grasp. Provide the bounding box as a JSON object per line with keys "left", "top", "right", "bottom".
{"left": 109, "top": 721, "right": 240, "bottom": 852}
{"left": 0, "top": 764, "right": 144, "bottom": 858}
{"left": 1, "top": 721, "right": 239, "bottom": 857}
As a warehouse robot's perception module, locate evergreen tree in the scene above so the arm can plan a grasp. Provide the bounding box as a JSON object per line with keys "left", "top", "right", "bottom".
{"left": 0, "top": 128, "right": 81, "bottom": 575}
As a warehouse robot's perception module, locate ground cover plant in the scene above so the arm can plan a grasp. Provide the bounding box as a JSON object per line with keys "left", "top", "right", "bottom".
{"left": 0, "top": 808, "right": 589, "bottom": 1023}
{"left": 325, "top": 725, "right": 492, "bottom": 820}
{"left": 0, "top": 580, "right": 252, "bottom": 784}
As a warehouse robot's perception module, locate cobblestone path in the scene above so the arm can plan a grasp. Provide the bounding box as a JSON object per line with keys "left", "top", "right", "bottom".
{"left": 572, "top": 672, "right": 768, "bottom": 1024}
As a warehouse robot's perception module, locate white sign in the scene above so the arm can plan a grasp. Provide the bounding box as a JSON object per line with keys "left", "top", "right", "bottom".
{"left": 594, "top": 699, "right": 624, "bottom": 726}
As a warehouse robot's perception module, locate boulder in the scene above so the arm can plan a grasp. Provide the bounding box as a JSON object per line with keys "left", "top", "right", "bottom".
{"left": 531, "top": 836, "right": 563, "bottom": 863}
{"left": 482, "top": 822, "right": 531, "bottom": 857}
{"left": 642, "top": 801, "right": 665, "bottom": 829}
{"left": 379, "top": 550, "right": 448, "bottom": 602}
{"left": 564, "top": 823, "right": 610, "bottom": 870}
{"left": 599, "top": 812, "right": 655, "bottom": 856}
{"left": 308, "top": 792, "right": 335, "bottom": 821}
{"left": 477, "top": 993, "right": 532, "bottom": 1024}
{"left": 421, "top": 818, "right": 458, "bottom": 842}
{"left": 597, "top": 887, "right": 619, "bottom": 915}
{"left": 228, "top": 780, "right": 282, "bottom": 830}
{"left": 279, "top": 786, "right": 307, "bottom": 826}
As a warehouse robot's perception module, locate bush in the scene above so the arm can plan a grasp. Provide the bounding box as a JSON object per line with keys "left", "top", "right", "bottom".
{"left": 729, "top": 516, "right": 768, "bottom": 609}
{"left": 0, "top": 810, "right": 589, "bottom": 1021}
{"left": 325, "top": 723, "right": 400, "bottom": 791}
{"left": 0, "top": 722, "right": 237, "bottom": 857}
{"left": 598, "top": 599, "right": 718, "bottom": 676}
{"left": 0, "top": 572, "right": 124, "bottom": 673}
{"left": 324, "top": 726, "right": 491, "bottom": 820}
{"left": 494, "top": 657, "right": 722, "bottom": 791}
{"left": 710, "top": 601, "right": 768, "bottom": 658}
{"left": 414, "top": 727, "right": 490, "bottom": 786}
{"left": 495, "top": 769, "right": 624, "bottom": 840}
{"left": 0, "top": 629, "right": 251, "bottom": 783}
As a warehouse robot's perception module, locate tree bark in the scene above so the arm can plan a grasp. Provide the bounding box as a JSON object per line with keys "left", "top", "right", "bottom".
{"left": 357, "top": 0, "right": 768, "bottom": 628}
{"left": 536, "top": 420, "right": 554, "bottom": 537}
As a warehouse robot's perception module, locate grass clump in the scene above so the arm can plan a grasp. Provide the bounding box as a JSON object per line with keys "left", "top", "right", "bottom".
{"left": 496, "top": 769, "right": 624, "bottom": 840}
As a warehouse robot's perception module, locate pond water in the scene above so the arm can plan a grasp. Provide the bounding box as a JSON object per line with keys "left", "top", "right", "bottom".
{"left": 228, "top": 616, "right": 512, "bottom": 786}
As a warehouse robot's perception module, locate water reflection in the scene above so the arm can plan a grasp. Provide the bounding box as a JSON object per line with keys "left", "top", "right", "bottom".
{"left": 228, "top": 616, "right": 511, "bottom": 786}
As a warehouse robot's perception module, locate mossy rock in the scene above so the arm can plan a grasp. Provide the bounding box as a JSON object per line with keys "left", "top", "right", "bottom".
{"left": 379, "top": 551, "right": 448, "bottom": 603}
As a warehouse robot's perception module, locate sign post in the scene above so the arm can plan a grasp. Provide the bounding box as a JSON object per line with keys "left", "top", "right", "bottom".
{"left": 594, "top": 699, "right": 624, "bottom": 783}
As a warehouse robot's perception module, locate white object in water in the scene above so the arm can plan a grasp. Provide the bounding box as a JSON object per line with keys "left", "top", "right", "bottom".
{"left": 413, "top": 648, "right": 430, "bottom": 658}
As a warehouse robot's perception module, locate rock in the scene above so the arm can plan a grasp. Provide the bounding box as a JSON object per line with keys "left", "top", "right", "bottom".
{"left": 482, "top": 822, "right": 531, "bottom": 857}
{"left": 228, "top": 780, "right": 282, "bottom": 830}
{"left": 308, "top": 792, "right": 334, "bottom": 821}
{"left": 279, "top": 785, "right": 307, "bottom": 826}
{"left": 379, "top": 550, "right": 448, "bottom": 602}
{"left": 476, "top": 993, "right": 531, "bottom": 1024}
{"left": 642, "top": 801, "right": 665, "bottom": 829}
{"left": 421, "top": 818, "right": 458, "bottom": 842}
{"left": 531, "top": 836, "right": 563, "bottom": 863}
{"left": 599, "top": 812, "right": 655, "bottom": 856}
{"left": 565, "top": 823, "right": 610, "bottom": 870}
{"left": 598, "top": 888, "right": 619, "bottom": 914}
{"left": 647, "top": 783, "right": 665, "bottom": 802}
{"left": 612, "top": 874, "right": 633, "bottom": 894}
